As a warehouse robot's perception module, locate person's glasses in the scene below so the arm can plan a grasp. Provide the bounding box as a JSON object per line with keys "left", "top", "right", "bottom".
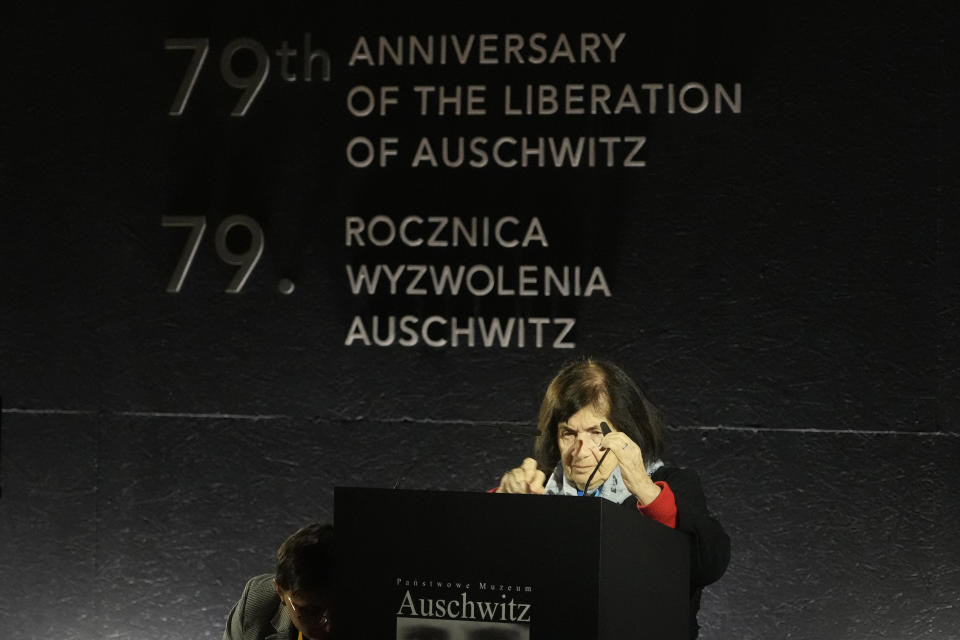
{"left": 558, "top": 425, "right": 606, "bottom": 447}
{"left": 286, "top": 594, "right": 331, "bottom": 626}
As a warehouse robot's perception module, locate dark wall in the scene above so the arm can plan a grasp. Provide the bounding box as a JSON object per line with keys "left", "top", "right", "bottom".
{"left": 2, "top": 3, "right": 958, "bottom": 639}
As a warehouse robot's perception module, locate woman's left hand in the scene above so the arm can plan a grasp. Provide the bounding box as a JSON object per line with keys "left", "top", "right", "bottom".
{"left": 600, "top": 431, "right": 661, "bottom": 505}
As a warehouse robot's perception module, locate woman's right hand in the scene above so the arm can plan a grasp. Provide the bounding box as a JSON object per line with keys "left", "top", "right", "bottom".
{"left": 497, "top": 457, "right": 547, "bottom": 494}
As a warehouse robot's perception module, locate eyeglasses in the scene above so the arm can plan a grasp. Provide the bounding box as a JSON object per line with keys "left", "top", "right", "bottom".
{"left": 557, "top": 422, "right": 610, "bottom": 447}
{"left": 285, "top": 594, "right": 331, "bottom": 626}
{"left": 557, "top": 425, "right": 603, "bottom": 447}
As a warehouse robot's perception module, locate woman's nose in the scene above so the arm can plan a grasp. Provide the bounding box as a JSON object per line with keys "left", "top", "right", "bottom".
{"left": 576, "top": 433, "right": 592, "bottom": 451}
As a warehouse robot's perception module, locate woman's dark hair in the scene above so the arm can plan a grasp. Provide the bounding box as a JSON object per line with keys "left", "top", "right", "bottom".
{"left": 534, "top": 358, "right": 665, "bottom": 473}
{"left": 275, "top": 522, "right": 335, "bottom": 594}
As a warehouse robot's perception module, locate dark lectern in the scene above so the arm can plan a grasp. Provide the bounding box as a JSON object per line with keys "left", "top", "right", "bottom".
{"left": 334, "top": 487, "right": 690, "bottom": 640}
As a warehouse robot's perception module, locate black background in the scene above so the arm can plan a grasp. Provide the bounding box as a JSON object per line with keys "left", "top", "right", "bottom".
{"left": 2, "top": 3, "right": 958, "bottom": 638}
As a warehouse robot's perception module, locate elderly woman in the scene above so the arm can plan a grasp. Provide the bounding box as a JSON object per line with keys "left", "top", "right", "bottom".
{"left": 497, "top": 358, "right": 729, "bottom": 639}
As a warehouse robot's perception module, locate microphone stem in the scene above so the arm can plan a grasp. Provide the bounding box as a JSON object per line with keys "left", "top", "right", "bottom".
{"left": 581, "top": 450, "right": 610, "bottom": 496}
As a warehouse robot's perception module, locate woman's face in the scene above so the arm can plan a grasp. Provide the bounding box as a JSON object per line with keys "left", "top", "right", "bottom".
{"left": 557, "top": 404, "right": 619, "bottom": 490}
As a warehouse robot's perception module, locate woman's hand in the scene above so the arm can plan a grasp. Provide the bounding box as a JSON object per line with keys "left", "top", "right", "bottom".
{"left": 601, "top": 432, "right": 661, "bottom": 505}
{"left": 497, "top": 457, "right": 547, "bottom": 494}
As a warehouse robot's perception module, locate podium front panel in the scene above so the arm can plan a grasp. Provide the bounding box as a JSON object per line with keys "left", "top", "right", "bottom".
{"left": 335, "top": 487, "right": 689, "bottom": 639}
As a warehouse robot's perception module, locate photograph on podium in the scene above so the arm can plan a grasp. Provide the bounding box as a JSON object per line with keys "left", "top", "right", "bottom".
{"left": 396, "top": 617, "right": 528, "bottom": 640}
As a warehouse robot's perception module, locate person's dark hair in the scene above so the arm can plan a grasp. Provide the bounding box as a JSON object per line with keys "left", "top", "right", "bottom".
{"left": 275, "top": 523, "right": 335, "bottom": 594}
{"left": 534, "top": 358, "right": 665, "bottom": 473}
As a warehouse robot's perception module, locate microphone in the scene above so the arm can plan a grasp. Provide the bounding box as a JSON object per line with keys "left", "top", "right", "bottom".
{"left": 580, "top": 422, "right": 612, "bottom": 496}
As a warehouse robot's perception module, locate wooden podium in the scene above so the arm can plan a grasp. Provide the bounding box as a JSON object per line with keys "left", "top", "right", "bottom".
{"left": 334, "top": 487, "right": 690, "bottom": 639}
